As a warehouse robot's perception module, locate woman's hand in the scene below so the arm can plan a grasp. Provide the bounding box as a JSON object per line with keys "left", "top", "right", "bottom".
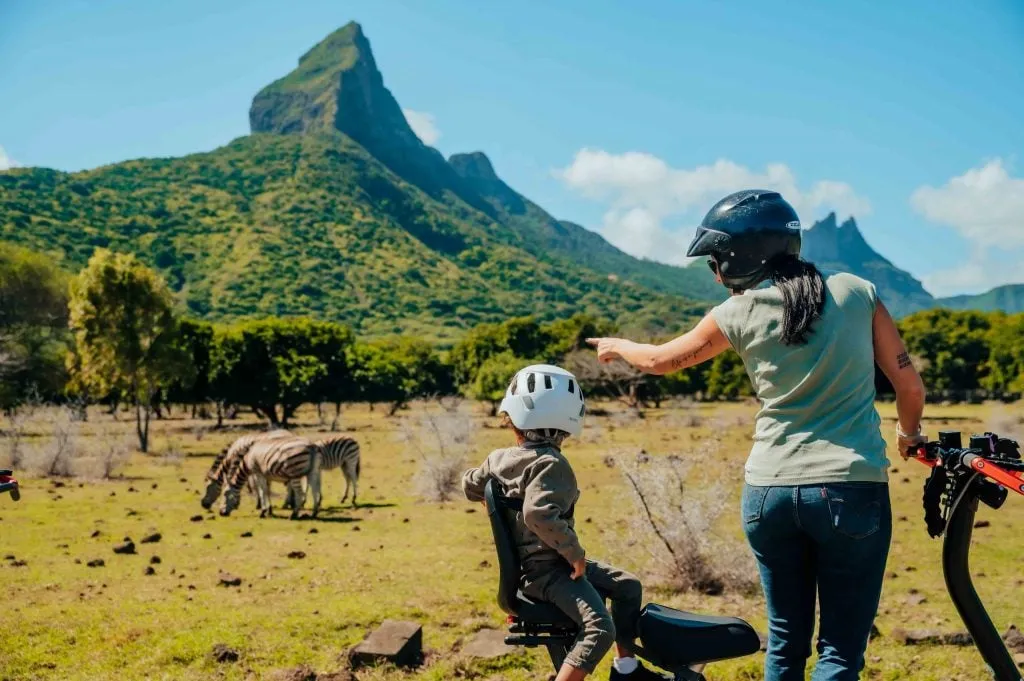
{"left": 897, "top": 426, "right": 927, "bottom": 461}
{"left": 570, "top": 557, "right": 587, "bottom": 580}
{"left": 585, "top": 337, "right": 623, "bottom": 364}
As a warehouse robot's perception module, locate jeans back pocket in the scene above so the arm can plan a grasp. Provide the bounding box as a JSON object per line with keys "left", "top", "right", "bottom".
{"left": 742, "top": 484, "right": 770, "bottom": 524}
{"left": 825, "top": 483, "right": 884, "bottom": 539}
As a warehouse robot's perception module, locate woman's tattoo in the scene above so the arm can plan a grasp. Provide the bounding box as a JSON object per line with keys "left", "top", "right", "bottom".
{"left": 897, "top": 351, "right": 912, "bottom": 369}
{"left": 671, "top": 340, "right": 712, "bottom": 369}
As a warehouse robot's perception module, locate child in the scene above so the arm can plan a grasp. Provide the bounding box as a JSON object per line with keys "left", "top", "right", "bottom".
{"left": 462, "top": 364, "right": 669, "bottom": 681}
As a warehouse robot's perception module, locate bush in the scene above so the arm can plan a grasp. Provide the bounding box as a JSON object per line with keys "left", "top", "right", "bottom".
{"left": 76, "top": 426, "right": 134, "bottom": 479}
{"left": 22, "top": 407, "right": 80, "bottom": 477}
{"left": 399, "top": 407, "right": 474, "bottom": 502}
{"left": 611, "top": 443, "right": 758, "bottom": 595}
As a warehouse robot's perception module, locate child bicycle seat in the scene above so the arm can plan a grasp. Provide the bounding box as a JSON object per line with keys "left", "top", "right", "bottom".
{"left": 483, "top": 480, "right": 760, "bottom": 678}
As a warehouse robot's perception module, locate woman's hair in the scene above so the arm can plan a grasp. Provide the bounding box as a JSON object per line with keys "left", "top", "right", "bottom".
{"left": 765, "top": 255, "right": 826, "bottom": 346}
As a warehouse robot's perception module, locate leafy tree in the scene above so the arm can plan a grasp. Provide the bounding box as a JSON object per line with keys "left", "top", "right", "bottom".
{"left": 349, "top": 338, "right": 445, "bottom": 415}
{"left": 981, "top": 313, "right": 1024, "bottom": 397}
{"left": 68, "top": 249, "right": 186, "bottom": 451}
{"left": 467, "top": 351, "right": 524, "bottom": 416}
{"left": 165, "top": 319, "right": 215, "bottom": 414}
{"left": 705, "top": 351, "right": 753, "bottom": 400}
{"left": 899, "top": 309, "right": 992, "bottom": 395}
{"left": 0, "top": 242, "right": 71, "bottom": 408}
{"left": 210, "top": 318, "right": 353, "bottom": 426}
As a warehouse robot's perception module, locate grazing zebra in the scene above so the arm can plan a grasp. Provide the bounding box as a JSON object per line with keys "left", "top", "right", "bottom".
{"left": 220, "top": 436, "right": 322, "bottom": 520}
{"left": 201, "top": 429, "right": 292, "bottom": 511}
{"left": 282, "top": 435, "right": 362, "bottom": 510}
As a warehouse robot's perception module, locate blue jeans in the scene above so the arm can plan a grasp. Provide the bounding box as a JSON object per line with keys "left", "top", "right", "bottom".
{"left": 742, "top": 483, "right": 892, "bottom": 681}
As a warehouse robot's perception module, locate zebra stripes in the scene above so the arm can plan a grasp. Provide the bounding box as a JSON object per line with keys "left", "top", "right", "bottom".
{"left": 201, "top": 429, "right": 292, "bottom": 511}
{"left": 317, "top": 435, "right": 361, "bottom": 507}
{"left": 221, "top": 436, "right": 322, "bottom": 519}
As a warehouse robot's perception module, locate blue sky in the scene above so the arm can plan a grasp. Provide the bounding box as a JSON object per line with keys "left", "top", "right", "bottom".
{"left": 1, "top": 0, "right": 1022, "bottom": 296}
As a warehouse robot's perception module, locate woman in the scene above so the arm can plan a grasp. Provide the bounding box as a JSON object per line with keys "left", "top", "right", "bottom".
{"left": 587, "top": 189, "right": 926, "bottom": 681}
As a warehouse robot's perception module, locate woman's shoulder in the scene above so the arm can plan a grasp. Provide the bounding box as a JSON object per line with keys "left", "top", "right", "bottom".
{"left": 819, "top": 268, "right": 873, "bottom": 289}
{"left": 818, "top": 269, "right": 879, "bottom": 308}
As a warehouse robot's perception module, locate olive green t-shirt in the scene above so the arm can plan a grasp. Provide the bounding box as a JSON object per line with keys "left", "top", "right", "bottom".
{"left": 710, "top": 271, "right": 889, "bottom": 486}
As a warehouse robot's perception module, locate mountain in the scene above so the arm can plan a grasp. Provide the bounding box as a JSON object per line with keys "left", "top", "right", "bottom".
{"left": 0, "top": 20, "right": 1012, "bottom": 332}
{"left": 0, "top": 22, "right": 709, "bottom": 341}
{"left": 937, "top": 285, "right": 1024, "bottom": 314}
{"left": 800, "top": 214, "right": 934, "bottom": 317}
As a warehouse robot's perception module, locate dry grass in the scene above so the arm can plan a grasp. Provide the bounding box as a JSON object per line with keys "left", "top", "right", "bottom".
{"left": 608, "top": 435, "right": 759, "bottom": 596}
{"left": 398, "top": 405, "right": 474, "bottom": 503}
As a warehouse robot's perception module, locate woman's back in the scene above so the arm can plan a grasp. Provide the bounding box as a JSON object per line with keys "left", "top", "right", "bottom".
{"left": 712, "top": 270, "right": 888, "bottom": 485}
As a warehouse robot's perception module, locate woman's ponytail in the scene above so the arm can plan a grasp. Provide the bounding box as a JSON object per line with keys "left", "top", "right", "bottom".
{"left": 768, "top": 256, "right": 826, "bottom": 346}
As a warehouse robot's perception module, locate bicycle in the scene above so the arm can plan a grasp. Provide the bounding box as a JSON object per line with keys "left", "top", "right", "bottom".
{"left": 911, "top": 430, "right": 1024, "bottom": 681}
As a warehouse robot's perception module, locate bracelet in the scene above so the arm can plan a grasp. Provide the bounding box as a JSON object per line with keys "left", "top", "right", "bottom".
{"left": 897, "top": 423, "right": 922, "bottom": 438}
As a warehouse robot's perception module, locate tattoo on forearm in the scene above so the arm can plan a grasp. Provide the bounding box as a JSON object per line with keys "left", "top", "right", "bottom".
{"left": 671, "top": 340, "right": 712, "bottom": 369}
{"left": 897, "top": 351, "right": 912, "bottom": 369}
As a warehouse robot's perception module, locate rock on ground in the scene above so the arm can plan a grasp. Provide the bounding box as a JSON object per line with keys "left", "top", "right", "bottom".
{"left": 269, "top": 665, "right": 316, "bottom": 681}
{"left": 350, "top": 620, "right": 423, "bottom": 669}
{"left": 460, "top": 628, "right": 517, "bottom": 660}
{"left": 890, "top": 628, "right": 973, "bottom": 646}
{"left": 210, "top": 644, "right": 240, "bottom": 663}
{"left": 219, "top": 572, "right": 243, "bottom": 587}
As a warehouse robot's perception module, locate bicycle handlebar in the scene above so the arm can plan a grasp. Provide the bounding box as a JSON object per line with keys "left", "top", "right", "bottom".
{"left": 910, "top": 432, "right": 1024, "bottom": 497}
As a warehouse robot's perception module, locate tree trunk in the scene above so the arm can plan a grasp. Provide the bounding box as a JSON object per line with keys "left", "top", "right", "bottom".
{"left": 135, "top": 400, "right": 151, "bottom": 453}
{"left": 216, "top": 402, "right": 224, "bottom": 428}
{"left": 488, "top": 401, "right": 499, "bottom": 417}
{"left": 331, "top": 402, "right": 342, "bottom": 432}
{"left": 254, "top": 404, "right": 280, "bottom": 426}
{"left": 387, "top": 401, "right": 403, "bottom": 417}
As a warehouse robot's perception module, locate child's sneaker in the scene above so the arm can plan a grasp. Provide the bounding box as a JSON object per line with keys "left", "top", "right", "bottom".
{"left": 609, "top": 659, "right": 675, "bottom": 680}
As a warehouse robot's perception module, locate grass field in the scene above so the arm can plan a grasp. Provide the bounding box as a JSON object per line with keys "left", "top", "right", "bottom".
{"left": 1, "top": 400, "right": 1022, "bottom": 681}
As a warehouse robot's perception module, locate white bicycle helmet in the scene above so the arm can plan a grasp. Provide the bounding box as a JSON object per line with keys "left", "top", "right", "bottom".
{"left": 498, "top": 364, "right": 585, "bottom": 436}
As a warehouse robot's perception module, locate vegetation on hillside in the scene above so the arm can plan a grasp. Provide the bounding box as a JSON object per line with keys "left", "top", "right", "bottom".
{"left": 0, "top": 133, "right": 709, "bottom": 341}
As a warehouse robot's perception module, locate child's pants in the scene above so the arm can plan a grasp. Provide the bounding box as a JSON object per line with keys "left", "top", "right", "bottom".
{"left": 521, "top": 559, "right": 643, "bottom": 673}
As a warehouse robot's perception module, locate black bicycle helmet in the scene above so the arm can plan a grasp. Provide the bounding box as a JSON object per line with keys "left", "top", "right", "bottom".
{"left": 687, "top": 189, "right": 802, "bottom": 291}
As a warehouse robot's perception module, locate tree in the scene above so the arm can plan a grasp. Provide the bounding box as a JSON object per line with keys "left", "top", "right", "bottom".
{"left": 0, "top": 241, "right": 70, "bottom": 408}
{"left": 899, "top": 309, "right": 992, "bottom": 396}
{"left": 466, "top": 351, "right": 522, "bottom": 416}
{"left": 981, "top": 313, "right": 1024, "bottom": 398}
{"left": 564, "top": 349, "right": 653, "bottom": 412}
{"left": 68, "top": 249, "right": 186, "bottom": 451}
{"left": 349, "top": 338, "right": 445, "bottom": 415}
{"left": 165, "top": 319, "right": 215, "bottom": 415}
{"left": 210, "top": 318, "right": 353, "bottom": 426}
{"left": 705, "top": 351, "right": 752, "bottom": 400}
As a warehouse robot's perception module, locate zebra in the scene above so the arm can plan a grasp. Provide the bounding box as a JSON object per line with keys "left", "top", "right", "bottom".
{"left": 201, "top": 429, "right": 293, "bottom": 512}
{"left": 220, "top": 436, "right": 323, "bottom": 519}
{"left": 284, "top": 435, "right": 362, "bottom": 509}
{"left": 319, "top": 435, "right": 361, "bottom": 507}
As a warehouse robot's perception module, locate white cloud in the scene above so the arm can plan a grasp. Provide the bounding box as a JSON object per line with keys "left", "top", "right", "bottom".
{"left": 0, "top": 145, "right": 18, "bottom": 171}
{"left": 911, "top": 159, "right": 1024, "bottom": 248}
{"left": 402, "top": 109, "right": 441, "bottom": 146}
{"left": 912, "top": 159, "right": 1024, "bottom": 296}
{"left": 556, "top": 149, "right": 871, "bottom": 263}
